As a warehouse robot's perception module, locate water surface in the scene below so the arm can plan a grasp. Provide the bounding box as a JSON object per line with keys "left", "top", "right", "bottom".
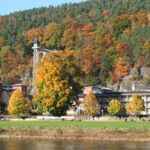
{"left": 0, "top": 138, "right": 149, "bottom": 150}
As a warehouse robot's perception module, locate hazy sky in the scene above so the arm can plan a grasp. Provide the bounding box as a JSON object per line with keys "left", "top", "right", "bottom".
{"left": 0, "top": 0, "right": 86, "bottom": 15}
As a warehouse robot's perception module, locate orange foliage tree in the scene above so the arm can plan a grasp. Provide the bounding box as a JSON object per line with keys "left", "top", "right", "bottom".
{"left": 114, "top": 57, "right": 129, "bottom": 80}
{"left": 116, "top": 42, "right": 129, "bottom": 55}
{"left": 23, "top": 27, "right": 43, "bottom": 45}
{"left": 33, "top": 61, "right": 71, "bottom": 116}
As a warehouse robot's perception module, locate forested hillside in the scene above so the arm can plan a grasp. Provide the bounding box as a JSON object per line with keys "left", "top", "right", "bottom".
{"left": 0, "top": 0, "right": 149, "bottom": 87}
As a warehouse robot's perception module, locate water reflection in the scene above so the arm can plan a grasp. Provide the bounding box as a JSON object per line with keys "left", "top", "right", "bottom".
{"left": 0, "top": 138, "right": 149, "bottom": 150}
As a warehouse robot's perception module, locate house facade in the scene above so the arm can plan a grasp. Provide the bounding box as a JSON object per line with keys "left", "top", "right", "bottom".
{"left": 81, "top": 86, "right": 150, "bottom": 115}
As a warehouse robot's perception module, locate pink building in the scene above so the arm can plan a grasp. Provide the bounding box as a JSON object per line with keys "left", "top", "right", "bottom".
{"left": 83, "top": 86, "right": 93, "bottom": 95}
{"left": 11, "top": 83, "right": 27, "bottom": 96}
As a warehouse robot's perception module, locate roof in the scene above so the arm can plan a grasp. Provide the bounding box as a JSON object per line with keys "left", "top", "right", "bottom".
{"left": 98, "top": 91, "right": 150, "bottom": 97}
{"left": 11, "top": 83, "right": 27, "bottom": 87}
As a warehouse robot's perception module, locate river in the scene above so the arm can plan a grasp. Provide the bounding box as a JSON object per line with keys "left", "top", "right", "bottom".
{"left": 0, "top": 138, "right": 150, "bottom": 150}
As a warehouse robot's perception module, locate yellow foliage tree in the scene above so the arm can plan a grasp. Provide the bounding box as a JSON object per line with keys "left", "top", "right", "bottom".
{"left": 126, "top": 95, "right": 145, "bottom": 115}
{"left": 44, "top": 50, "right": 82, "bottom": 104}
{"left": 7, "top": 89, "right": 30, "bottom": 115}
{"left": 83, "top": 92, "right": 99, "bottom": 117}
{"left": 0, "top": 36, "right": 5, "bottom": 47}
{"left": 107, "top": 99, "right": 123, "bottom": 116}
{"left": 33, "top": 62, "right": 71, "bottom": 116}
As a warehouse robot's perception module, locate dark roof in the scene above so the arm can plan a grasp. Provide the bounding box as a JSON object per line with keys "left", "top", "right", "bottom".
{"left": 98, "top": 91, "right": 150, "bottom": 96}
{"left": 2, "top": 87, "right": 14, "bottom": 92}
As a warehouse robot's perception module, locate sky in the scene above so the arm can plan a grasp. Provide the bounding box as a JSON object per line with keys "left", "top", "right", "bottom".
{"left": 0, "top": 0, "right": 86, "bottom": 15}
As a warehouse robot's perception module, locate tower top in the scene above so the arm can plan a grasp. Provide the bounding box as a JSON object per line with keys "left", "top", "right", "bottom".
{"left": 32, "top": 38, "right": 40, "bottom": 50}
{"left": 34, "top": 38, "right": 39, "bottom": 45}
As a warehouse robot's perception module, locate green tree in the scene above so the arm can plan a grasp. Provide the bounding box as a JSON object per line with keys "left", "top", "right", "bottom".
{"left": 7, "top": 89, "right": 30, "bottom": 115}
{"left": 126, "top": 95, "right": 145, "bottom": 115}
{"left": 83, "top": 92, "right": 99, "bottom": 117}
{"left": 99, "top": 48, "right": 117, "bottom": 85}
{"left": 112, "top": 15, "right": 131, "bottom": 38}
{"left": 43, "top": 23, "right": 63, "bottom": 49}
{"left": 107, "top": 99, "right": 123, "bottom": 116}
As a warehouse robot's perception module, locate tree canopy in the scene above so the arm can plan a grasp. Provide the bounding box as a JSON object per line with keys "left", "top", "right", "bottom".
{"left": 0, "top": 0, "right": 149, "bottom": 86}
{"left": 83, "top": 92, "right": 99, "bottom": 116}
{"left": 126, "top": 95, "right": 145, "bottom": 115}
{"left": 33, "top": 61, "right": 72, "bottom": 116}
{"left": 7, "top": 89, "right": 30, "bottom": 115}
{"left": 107, "top": 99, "right": 123, "bottom": 116}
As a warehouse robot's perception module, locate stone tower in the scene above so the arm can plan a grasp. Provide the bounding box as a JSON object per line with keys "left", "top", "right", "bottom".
{"left": 31, "top": 38, "right": 40, "bottom": 95}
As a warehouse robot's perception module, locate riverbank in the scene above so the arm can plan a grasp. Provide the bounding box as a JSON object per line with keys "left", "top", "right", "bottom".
{"left": 0, "top": 127, "right": 150, "bottom": 142}
{"left": 0, "top": 121, "right": 150, "bottom": 141}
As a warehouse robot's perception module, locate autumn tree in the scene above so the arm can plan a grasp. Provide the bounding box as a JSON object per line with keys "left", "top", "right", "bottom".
{"left": 126, "top": 95, "right": 145, "bottom": 115}
{"left": 114, "top": 57, "right": 129, "bottom": 80}
{"left": 33, "top": 62, "right": 71, "bottom": 116}
{"left": 61, "top": 23, "right": 81, "bottom": 50}
{"left": 116, "top": 42, "right": 129, "bottom": 55}
{"left": 0, "top": 47, "right": 26, "bottom": 84}
{"left": 43, "top": 23, "right": 63, "bottom": 49}
{"left": 83, "top": 92, "right": 99, "bottom": 117}
{"left": 136, "top": 12, "right": 149, "bottom": 26}
{"left": 7, "top": 89, "right": 30, "bottom": 115}
{"left": 107, "top": 99, "right": 123, "bottom": 116}
{"left": 0, "top": 36, "right": 6, "bottom": 47}
{"left": 44, "top": 50, "right": 82, "bottom": 104}
{"left": 23, "top": 27, "right": 43, "bottom": 45}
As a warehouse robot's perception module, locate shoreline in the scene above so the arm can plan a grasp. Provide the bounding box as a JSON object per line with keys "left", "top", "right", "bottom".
{"left": 0, "top": 127, "right": 150, "bottom": 142}
{"left": 0, "top": 135, "right": 150, "bottom": 142}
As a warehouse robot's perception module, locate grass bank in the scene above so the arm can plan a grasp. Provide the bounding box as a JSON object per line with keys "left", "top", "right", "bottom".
{"left": 0, "top": 121, "right": 150, "bottom": 128}
{"left": 0, "top": 121, "right": 150, "bottom": 141}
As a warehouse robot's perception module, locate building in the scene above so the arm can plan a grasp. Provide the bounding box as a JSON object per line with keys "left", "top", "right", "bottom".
{"left": 81, "top": 86, "right": 150, "bottom": 115}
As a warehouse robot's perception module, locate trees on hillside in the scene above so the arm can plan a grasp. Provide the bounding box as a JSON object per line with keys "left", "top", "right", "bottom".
{"left": 0, "top": 0, "right": 149, "bottom": 86}
{"left": 112, "top": 15, "right": 131, "bottom": 38}
{"left": 0, "top": 46, "right": 27, "bottom": 84}
{"left": 7, "top": 89, "right": 30, "bottom": 115}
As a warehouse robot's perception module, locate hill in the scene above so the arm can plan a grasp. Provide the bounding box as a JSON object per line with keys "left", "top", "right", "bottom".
{"left": 0, "top": 0, "right": 149, "bottom": 87}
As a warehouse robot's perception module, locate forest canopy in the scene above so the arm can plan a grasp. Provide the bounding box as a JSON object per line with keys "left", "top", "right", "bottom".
{"left": 0, "top": 0, "right": 149, "bottom": 86}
